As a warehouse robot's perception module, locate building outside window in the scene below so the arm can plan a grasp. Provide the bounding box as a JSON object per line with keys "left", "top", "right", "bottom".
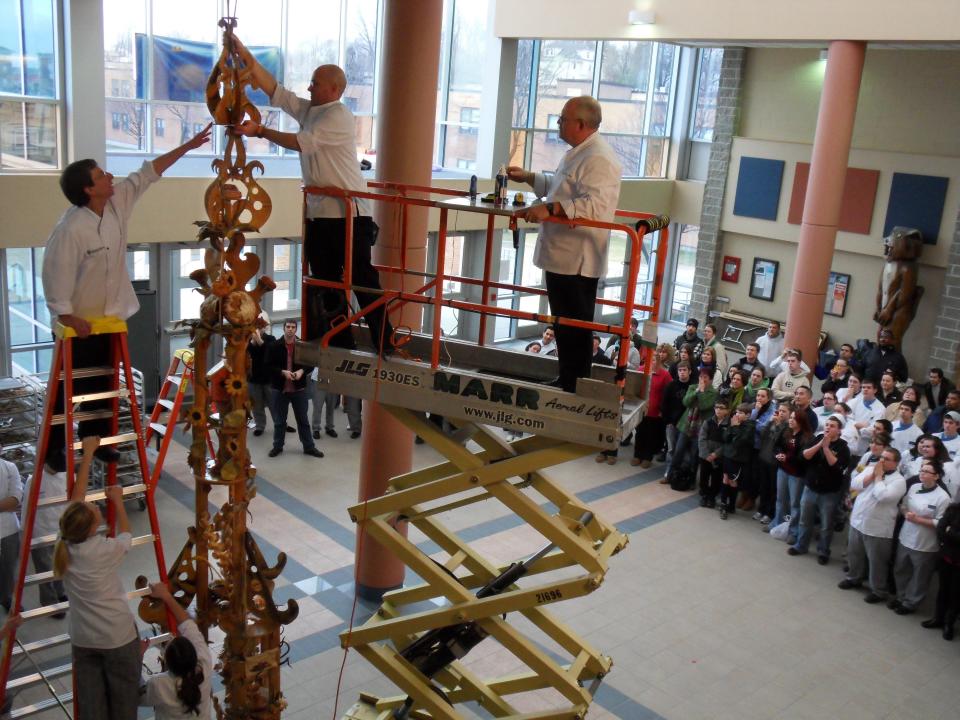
{"left": 511, "top": 38, "right": 680, "bottom": 178}
{"left": 0, "top": 0, "right": 61, "bottom": 171}
{"left": 686, "top": 47, "right": 723, "bottom": 180}
{"left": 4, "top": 247, "right": 52, "bottom": 375}
{"left": 668, "top": 224, "right": 699, "bottom": 323}
{"left": 154, "top": 117, "right": 164, "bottom": 137}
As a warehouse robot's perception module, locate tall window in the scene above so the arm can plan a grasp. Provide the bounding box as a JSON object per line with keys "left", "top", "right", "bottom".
{"left": 5, "top": 246, "right": 52, "bottom": 374}
{"left": 668, "top": 224, "right": 699, "bottom": 323}
{"left": 511, "top": 39, "right": 680, "bottom": 178}
{"left": 0, "top": 0, "right": 60, "bottom": 171}
{"left": 686, "top": 47, "right": 723, "bottom": 180}
{"left": 102, "top": 0, "right": 379, "bottom": 162}
{"left": 434, "top": 0, "right": 488, "bottom": 172}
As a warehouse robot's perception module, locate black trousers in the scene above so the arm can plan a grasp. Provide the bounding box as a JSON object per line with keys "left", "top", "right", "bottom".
{"left": 305, "top": 216, "right": 393, "bottom": 353}
{"left": 545, "top": 271, "right": 598, "bottom": 393}
{"left": 48, "top": 332, "right": 113, "bottom": 463}
{"left": 698, "top": 458, "right": 722, "bottom": 500}
{"left": 756, "top": 459, "right": 778, "bottom": 518}
{"left": 934, "top": 557, "right": 960, "bottom": 627}
{"left": 634, "top": 416, "right": 666, "bottom": 461}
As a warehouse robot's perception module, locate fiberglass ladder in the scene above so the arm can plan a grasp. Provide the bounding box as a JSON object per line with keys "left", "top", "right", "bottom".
{"left": 0, "top": 317, "right": 175, "bottom": 718}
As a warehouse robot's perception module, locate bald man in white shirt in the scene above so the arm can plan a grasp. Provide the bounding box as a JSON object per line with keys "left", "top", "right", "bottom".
{"left": 232, "top": 37, "right": 393, "bottom": 354}
{"left": 508, "top": 96, "right": 622, "bottom": 392}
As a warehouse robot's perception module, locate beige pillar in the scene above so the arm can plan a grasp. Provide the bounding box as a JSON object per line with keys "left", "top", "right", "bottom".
{"left": 355, "top": 0, "right": 443, "bottom": 600}
{"left": 784, "top": 41, "right": 866, "bottom": 367}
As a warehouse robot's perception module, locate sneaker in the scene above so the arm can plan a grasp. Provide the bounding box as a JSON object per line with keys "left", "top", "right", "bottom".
{"left": 268, "top": 447, "right": 282, "bottom": 457}
{"left": 761, "top": 524, "right": 772, "bottom": 533}
{"left": 752, "top": 511, "right": 763, "bottom": 521}
{"left": 304, "top": 447, "right": 324, "bottom": 458}
{"left": 760, "top": 515, "right": 772, "bottom": 524}
{"left": 326, "top": 429, "right": 338, "bottom": 438}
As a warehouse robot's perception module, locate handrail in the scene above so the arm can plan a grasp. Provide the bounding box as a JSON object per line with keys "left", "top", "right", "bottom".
{"left": 299, "top": 182, "right": 669, "bottom": 392}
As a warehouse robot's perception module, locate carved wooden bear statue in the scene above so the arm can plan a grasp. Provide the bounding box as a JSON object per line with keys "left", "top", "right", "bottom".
{"left": 874, "top": 226, "right": 924, "bottom": 348}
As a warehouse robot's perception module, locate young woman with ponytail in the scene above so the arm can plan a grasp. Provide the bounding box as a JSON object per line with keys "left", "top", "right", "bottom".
{"left": 53, "top": 436, "right": 141, "bottom": 720}
{"left": 140, "top": 581, "right": 212, "bottom": 718}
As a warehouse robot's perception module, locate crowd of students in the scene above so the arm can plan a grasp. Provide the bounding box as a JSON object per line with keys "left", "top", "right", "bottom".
{"left": 601, "top": 317, "right": 960, "bottom": 639}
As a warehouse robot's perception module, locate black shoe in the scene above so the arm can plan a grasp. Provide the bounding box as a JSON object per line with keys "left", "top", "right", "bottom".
{"left": 787, "top": 547, "right": 802, "bottom": 556}
{"left": 943, "top": 626, "right": 954, "bottom": 641}
{"left": 837, "top": 579, "right": 861, "bottom": 590}
{"left": 93, "top": 445, "right": 121, "bottom": 463}
{"left": 699, "top": 496, "right": 709, "bottom": 507}
{"left": 304, "top": 447, "right": 324, "bottom": 458}
{"left": 268, "top": 447, "right": 282, "bottom": 457}
{"left": 863, "top": 592, "right": 884, "bottom": 604}
{"left": 817, "top": 555, "right": 829, "bottom": 566}
{"left": 415, "top": 435, "right": 425, "bottom": 445}
{"left": 886, "top": 598, "right": 900, "bottom": 609}
{"left": 326, "top": 429, "right": 338, "bottom": 438}
{"left": 253, "top": 429, "right": 264, "bottom": 437}
{"left": 705, "top": 498, "right": 716, "bottom": 509}
{"left": 286, "top": 425, "right": 295, "bottom": 433}
{"left": 312, "top": 430, "right": 321, "bottom": 440}
{"left": 921, "top": 618, "right": 944, "bottom": 629}
{"left": 894, "top": 605, "right": 914, "bottom": 616}
{"left": 719, "top": 507, "right": 728, "bottom": 520}
{"left": 350, "top": 431, "right": 361, "bottom": 439}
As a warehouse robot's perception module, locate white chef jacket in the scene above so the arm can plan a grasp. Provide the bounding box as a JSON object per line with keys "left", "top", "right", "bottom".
{"left": 898, "top": 483, "right": 951, "bottom": 552}
{"left": 849, "top": 466, "right": 906, "bottom": 538}
{"left": 22, "top": 467, "right": 66, "bottom": 539}
{"left": 63, "top": 532, "right": 138, "bottom": 649}
{"left": 0, "top": 458, "right": 23, "bottom": 539}
{"left": 42, "top": 161, "right": 158, "bottom": 322}
{"left": 891, "top": 423, "right": 924, "bottom": 456}
{"left": 531, "top": 132, "right": 621, "bottom": 279}
{"left": 848, "top": 396, "right": 886, "bottom": 455}
{"left": 271, "top": 86, "right": 369, "bottom": 219}
{"left": 936, "top": 432, "right": 960, "bottom": 460}
{"left": 141, "top": 619, "right": 213, "bottom": 719}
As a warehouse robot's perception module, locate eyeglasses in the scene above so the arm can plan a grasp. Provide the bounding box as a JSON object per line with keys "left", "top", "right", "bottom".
{"left": 919, "top": 468, "right": 938, "bottom": 475}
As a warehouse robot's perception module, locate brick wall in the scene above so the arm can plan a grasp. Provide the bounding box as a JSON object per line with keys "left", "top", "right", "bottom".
{"left": 688, "top": 47, "right": 746, "bottom": 324}
{"left": 929, "top": 208, "right": 960, "bottom": 377}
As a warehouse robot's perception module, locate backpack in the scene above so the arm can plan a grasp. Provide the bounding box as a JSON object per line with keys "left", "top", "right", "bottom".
{"left": 669, "top": 464, "right": 696, "bottom": 492}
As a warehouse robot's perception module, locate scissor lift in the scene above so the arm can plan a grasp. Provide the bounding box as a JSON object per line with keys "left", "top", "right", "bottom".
{"left": 298, "top": 181, "right": 670, "bottom": 718}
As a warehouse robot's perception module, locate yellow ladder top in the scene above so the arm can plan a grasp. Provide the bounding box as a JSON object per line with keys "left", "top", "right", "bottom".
{"left": 54, "top": 316, "right": 128, "bottom": 339}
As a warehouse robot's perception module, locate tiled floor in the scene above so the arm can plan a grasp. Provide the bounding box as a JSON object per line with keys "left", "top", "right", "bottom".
{"left": 8, "top": 411, "right": 960, "bottom": 719}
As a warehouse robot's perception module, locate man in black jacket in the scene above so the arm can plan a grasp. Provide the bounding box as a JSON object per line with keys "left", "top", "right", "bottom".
{"left": 923, "top": 368, "right": 955, "bottom": 411}
{"left": 248, "top": 314, "right": 277, "bottom": 437}
{"left": 661, "top": 361, "right": 693, "bottom": 481}
{"left": 862, "top": 329, "right": 908, "bottom": 384}
{"left": 788, "top": 416, "right": 851, "bottom": 564}
{"left": 673, "top": 318, "right": 703, "bottom": 360}
{"left": 266, "top": 319, "right": 323, "bottom": 458}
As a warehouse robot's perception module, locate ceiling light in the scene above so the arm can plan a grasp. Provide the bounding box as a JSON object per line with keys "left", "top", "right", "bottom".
{"left": 628, "top": 9, "right": 656, "bottom": 25}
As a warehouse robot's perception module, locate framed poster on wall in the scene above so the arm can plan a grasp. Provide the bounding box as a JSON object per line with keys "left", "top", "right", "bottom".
{"left": 749, "top": 258, "right": 779, "bottom": 302}
{"left": 824, "top": 272, "right": 851, "bottom": 317}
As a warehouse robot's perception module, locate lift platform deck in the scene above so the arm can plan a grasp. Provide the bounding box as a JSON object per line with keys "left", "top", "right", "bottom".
{"left": 298, "top": 330, "right": 648, "bottom": 451}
